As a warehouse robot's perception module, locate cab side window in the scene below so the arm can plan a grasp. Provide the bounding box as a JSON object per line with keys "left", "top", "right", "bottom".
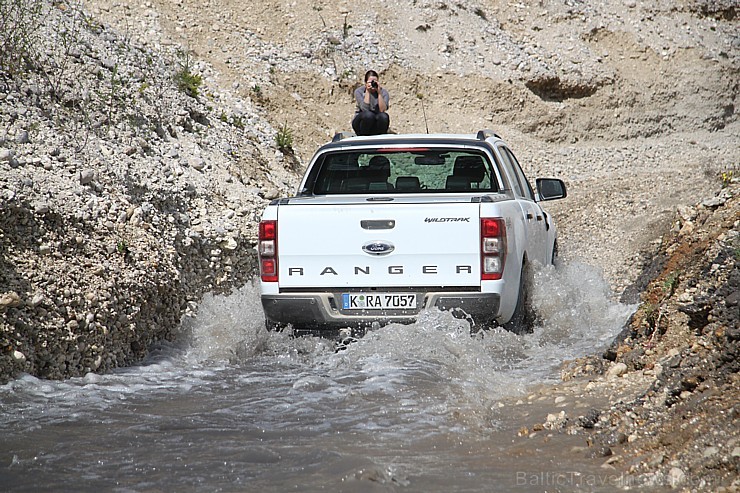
{"left": 497, "top": 146, "right": 523, "bottom": 197}
{"left": 499, "top": 146, "right": 535, "bottom": 201}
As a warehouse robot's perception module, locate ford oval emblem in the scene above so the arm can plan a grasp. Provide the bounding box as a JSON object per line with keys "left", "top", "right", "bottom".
{"left": 362, "top": 241, "right": 395, "bottom": 256}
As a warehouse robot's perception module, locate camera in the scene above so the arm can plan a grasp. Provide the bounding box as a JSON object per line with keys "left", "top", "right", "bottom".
{"left": 371, "top": 80, "right": 378, "bottom": 89}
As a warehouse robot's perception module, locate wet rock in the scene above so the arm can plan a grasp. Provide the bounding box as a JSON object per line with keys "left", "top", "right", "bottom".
{"left": 0, "top": 292, "right": 22, "bottom": 310}
{"left": 588, "top": 445, "right": 613, "bottom": 458}
{"left": 606, "top": 362, "right": 628, "bottom": 379}
{"left": 646, "top": 453, "right": 664, "bottom": 467}
{"left": 543, "top": 411, "right": 568, "bottom": 430}
{"left": 577, "top": 409, "right": 600, "bottom": 429}
{"left": 602, "top": 346, "right": 618, "bottom": 362}
{"left": 604, "top": 431, "right": 628, "bottom": 446}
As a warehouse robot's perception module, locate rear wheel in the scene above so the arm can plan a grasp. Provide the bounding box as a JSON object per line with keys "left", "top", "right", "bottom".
{"left": 504, "top": 262, "right": 535, "bottom": 334}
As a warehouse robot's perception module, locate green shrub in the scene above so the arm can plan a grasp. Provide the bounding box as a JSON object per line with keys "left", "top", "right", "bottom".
{"left": 116, "top": 239, "right": 129, "bottom": 255}
{"left": 174, "top": 50, "right": 202, "bottom": 98}
{"left": 175, "top": 68, "right": 202, "bottom": 98}
{"left": 662, "top": 271, "right": 680, "bottom": 296}
{"left": 720, "top": 170, "right": 735, "bottom": 187}
{"left": 276, "top": 122, "right": 293, "bottom": 152}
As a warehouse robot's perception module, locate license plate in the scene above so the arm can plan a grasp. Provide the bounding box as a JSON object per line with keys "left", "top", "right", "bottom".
{"left": 341, "top": 293, "right": 416, "bottom": 310}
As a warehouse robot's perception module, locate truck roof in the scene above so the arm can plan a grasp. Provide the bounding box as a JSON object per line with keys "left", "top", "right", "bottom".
{"left": 319, "top": 129, "right": 504, "bottom": 152}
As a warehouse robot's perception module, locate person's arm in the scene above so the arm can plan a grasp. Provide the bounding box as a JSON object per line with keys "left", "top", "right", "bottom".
{"left": 356, "top": 86, "right": 370, "bottom": 112}
{"left": 377, "top": 86, "right": 388, "bottom": 113}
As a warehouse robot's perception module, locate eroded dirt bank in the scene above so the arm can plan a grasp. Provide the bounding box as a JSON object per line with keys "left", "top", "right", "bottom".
{"left": 515, "top": 182, "right": 738, "bottom": 491}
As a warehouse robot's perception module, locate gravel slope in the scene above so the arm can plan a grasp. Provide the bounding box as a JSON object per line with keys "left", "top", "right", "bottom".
{"left": 89, "top": 0, "right": 738, "bottom": 293}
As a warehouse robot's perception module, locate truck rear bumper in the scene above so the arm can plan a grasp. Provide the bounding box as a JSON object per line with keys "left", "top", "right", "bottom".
{"left": 261, "top": 292, "right": 500, "bottom": 331}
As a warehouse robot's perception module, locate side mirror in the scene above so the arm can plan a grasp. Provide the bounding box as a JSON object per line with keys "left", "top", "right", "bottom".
{"left": 536, "top": 178, "right": 567, "bottom": 201}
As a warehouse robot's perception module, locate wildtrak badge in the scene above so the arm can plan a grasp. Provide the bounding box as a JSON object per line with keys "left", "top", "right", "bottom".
{"left": 424, "top": 217, "right": 471, "bottom": 223}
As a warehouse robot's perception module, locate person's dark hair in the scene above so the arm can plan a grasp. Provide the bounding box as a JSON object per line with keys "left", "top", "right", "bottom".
{"left": 364, "top": 70, "right": 379, "bottom": 82}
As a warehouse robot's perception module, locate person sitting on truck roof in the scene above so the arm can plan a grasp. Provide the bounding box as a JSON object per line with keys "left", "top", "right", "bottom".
{"left": 352, "top": 70, "right": 390, "bottom": 136}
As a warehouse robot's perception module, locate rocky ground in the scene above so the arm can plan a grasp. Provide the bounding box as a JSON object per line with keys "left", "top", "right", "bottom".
{"left": 0, "top": 0, "right": 299, "bottom": 379}
{"left": 0, "top": 0, "right": 738, "bottom": 490}
{"left": 517, "top": 181, "right": 738, "bottom": 491}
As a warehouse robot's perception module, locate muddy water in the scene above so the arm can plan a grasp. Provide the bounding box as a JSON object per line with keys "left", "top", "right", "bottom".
{"left": 1, "top": 262, "right": 639, "bottom": 492}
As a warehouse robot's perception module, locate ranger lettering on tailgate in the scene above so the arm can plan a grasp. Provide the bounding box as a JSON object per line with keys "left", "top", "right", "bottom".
{"left": 286, "top": 265, "right": 475, "bottom": 276}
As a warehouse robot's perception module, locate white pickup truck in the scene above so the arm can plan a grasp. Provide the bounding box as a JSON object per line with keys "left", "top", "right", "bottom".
{"left": 257, "top": 130, "right": 566, "bottom": 335}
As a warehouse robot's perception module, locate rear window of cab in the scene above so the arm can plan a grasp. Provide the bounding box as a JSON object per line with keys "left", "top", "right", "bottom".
{"left": 304, "top": 149, "right": 499, "bottom": 194}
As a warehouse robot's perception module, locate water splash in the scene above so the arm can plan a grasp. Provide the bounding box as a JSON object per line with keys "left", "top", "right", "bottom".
{"left": 528, "top": 259, "right": 636, "bottom": 367}
{"left": 182, "top": 260, "right": 634, "bottom": 379}
{"left": 171, "top": 259, "right": 634, "bottom": 430}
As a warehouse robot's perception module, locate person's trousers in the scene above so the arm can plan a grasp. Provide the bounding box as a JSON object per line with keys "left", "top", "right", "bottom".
{"left": 352, "top": 110, "right": 390, "bottom": 136}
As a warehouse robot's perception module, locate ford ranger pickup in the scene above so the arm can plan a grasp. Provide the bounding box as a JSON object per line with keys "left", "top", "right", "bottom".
{"left": 257, "top": 130, "right": 567, "bottom": 334}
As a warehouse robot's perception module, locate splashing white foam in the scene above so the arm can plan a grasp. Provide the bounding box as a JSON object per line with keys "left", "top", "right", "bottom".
{"left": 183, "top": 260, "right": 634, "bottom": 380}
{"left": 174, "top": 259, "right": 634, "bottom": 428}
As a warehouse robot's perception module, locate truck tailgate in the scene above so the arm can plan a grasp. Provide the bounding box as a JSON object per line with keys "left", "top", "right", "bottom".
{"left": 277, "top": 202, "right": 482, "bottom": 288}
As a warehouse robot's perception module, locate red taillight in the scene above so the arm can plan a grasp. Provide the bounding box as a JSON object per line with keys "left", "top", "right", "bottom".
{"left": 259, "top": 220, "right": 276, "bottom": 240}
{"left": 261, "top": 258, "right": 277, "bottom": 278}
{"left": 258, "top": 220, "right": 278, "bottom": 282}
{"left": 481, "top": 218, "right": 506, "bottom": 280}
{"left": 481, "top": 218, "right": 501, "bottom": 237}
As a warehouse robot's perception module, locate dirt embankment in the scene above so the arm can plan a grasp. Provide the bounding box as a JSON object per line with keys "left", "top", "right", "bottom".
{"left": 548, "top": 181, "right": 738, "bottom": 491}
{"left": 0, "top": 0, "right": 298, "bottom": 380}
